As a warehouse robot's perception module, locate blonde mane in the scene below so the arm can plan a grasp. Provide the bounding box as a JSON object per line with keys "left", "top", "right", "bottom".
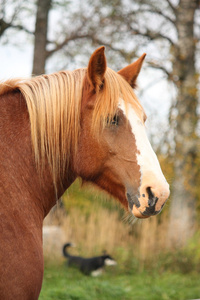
{"left": 0, "top": 68, "right": 145, "bottom": 188}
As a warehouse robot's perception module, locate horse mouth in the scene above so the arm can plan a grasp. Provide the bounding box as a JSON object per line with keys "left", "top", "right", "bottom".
{"left": 126, "top": 192, "right": 162, "bottom": 219}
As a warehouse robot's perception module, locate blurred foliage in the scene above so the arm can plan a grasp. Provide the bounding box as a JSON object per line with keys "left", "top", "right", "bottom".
{"left": 62, "top": 179, "right": 122, "bottom": 214}
{"left": 158, "top": 152, "right": 200, "bottom": 220}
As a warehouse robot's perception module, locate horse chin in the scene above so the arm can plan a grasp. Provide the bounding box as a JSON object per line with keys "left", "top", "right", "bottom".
{"left": 131, "top": 204, "right": 162, "bottom": 218}
{"left": 131, "top": 205, "right": 149, "bottom": 219}
{"left": 126, "top": 192, "right": 148, "bottom": 219}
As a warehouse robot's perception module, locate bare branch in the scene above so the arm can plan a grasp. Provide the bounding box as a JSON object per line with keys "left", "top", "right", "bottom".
{"left": 137, "top": 0, "right": 177, "bottom": 14}
{"left": 127, "top": 24, "right": 175, "bottom": 45}
{"left": 148, "top": 61, "right": 171, "bottom": 78}
{"left": 132, "top": 7, "right": 176, "bottom": 25}
{"left": 106, "top": 9, "right": 175, "bottom": 45}
{"left": 0, "top": 19, "right": 10, "bottom": 36}
{"left": 46, "top": 33, "right": 92, "bottom": 58}
{"left": 165, "top": 0, "right": 177, "bottom": 14}
{"left": 9, "top": 24, "right": 33, "bottom": 35}
{"left": 0, "top": 18, "right": 33, "bottom": 37}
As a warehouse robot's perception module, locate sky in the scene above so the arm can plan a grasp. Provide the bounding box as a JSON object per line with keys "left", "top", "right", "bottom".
{"left": 0, "top": 44, "right": 33, "bottom": 80}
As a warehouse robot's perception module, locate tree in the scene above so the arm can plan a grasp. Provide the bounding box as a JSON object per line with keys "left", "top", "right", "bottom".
{"left": 32, "top": 0, "right": 52, "bottom": 75}
{"left": 167, "top": 0, "right": 200, "bottom": 246}
{"left": 32, "top": 0, "right": 98, "bottom": 75}
{"left": 0, "top": 0, "right": 34, "bottom": 38}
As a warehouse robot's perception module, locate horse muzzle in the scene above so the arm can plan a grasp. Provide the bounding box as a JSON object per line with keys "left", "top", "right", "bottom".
{"left": 127, "top": 182, "right": 170, "bottom": 218}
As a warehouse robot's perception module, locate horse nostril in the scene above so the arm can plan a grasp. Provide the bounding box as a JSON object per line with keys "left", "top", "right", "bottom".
{"left": 147, "top": 187, "right": 158, "bottom": 207}
{"left": 127, "top": 193, "right": 140, "bottom": 209}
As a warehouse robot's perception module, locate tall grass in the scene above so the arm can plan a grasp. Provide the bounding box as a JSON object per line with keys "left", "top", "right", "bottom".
{"left": 43, "top": 180, "right": 200, "bottom": 273}
{"left": 44, "top": 202, "right": 169, "bottom": 263}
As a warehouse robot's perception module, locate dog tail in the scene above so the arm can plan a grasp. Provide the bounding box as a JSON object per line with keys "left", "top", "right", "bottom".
{"left": 63, "top": 243, "right": 72, "bottom": 258}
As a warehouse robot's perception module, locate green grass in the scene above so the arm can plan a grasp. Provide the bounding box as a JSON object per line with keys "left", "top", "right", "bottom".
{"left": 39, "top": 263, "right": 200, "bottom": 300}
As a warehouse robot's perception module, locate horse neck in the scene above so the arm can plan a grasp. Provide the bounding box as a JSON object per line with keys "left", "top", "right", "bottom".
{"left": 0, "top": 91, "right": 76, "bottom": 220}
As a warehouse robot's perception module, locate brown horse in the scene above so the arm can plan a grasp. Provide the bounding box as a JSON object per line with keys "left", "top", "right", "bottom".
{"left": 0, "top": 47, "right": 169, "bottom": 299}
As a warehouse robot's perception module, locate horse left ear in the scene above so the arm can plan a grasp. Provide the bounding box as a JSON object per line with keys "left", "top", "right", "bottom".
{"left": 118, "top": 53, "right": 146, "bottom": 88}
{"left": 87, "top": 46, "right": 107, "bottom": 91}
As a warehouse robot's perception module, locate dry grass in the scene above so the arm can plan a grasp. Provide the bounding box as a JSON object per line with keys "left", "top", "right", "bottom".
{"left": 43, "top": 202, "right": 170, "bottom": 263}
{"left": 43, "top": 180, "right": 199, "bottom": 265}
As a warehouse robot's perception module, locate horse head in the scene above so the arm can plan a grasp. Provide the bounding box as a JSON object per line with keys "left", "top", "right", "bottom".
{"left": 75, "top": 47, "right": 170, "bottom": 218}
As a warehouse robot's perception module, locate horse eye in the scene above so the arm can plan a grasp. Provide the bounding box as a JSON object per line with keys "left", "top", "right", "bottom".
{"left": 112, "top": 115, "right": 119, "bottom": 125}
{"left": 107, "top": 114, "right": 119, "bottom": 126}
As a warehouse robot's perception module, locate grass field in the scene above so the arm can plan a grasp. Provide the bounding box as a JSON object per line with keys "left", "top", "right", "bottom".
{"left": 41, "top": 182, "right": 200, "bottom": 300}
{"left": 39, "top": 263, "right": 200, "bottom": 300}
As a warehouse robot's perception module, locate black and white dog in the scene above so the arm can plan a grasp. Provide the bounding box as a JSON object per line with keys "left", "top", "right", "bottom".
{"left": 63, "top": 243, "right": 117, "bottom": 276}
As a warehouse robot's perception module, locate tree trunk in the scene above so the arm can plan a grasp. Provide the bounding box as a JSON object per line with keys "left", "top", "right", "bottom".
{"left": 32, "top": 0, "right": 51, "bottom": 75}
{"left": 168, "top": 0, "right": 199, "bottom": 247}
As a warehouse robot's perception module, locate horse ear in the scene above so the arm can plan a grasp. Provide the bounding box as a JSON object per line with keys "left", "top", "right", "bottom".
{"left": 118, "top": 53, "right": 146, "bottom": 88}
{"left": 87, "top": 46, "right": 107, "bottom": 91}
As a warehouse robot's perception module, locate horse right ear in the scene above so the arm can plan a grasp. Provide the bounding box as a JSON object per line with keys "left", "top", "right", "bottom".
{"left": 118, "top": 53, "right": 146, "bottom": 88}
{"left": 87, "top": 46, "right": 107, "bottom": 92}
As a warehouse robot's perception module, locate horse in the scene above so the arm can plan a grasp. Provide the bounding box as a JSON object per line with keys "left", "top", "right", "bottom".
{"left": 0, "top": 46, "right": 169, "bottom": 299}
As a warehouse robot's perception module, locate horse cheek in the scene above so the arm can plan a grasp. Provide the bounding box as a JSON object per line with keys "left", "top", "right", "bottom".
{"left": 74, "top": 134, "right": 107, "bottom": 180}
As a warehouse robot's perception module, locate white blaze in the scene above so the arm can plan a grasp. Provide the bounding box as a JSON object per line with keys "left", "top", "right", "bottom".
{"left": 119, "top": 102, "right": 167, "bottom": 185}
